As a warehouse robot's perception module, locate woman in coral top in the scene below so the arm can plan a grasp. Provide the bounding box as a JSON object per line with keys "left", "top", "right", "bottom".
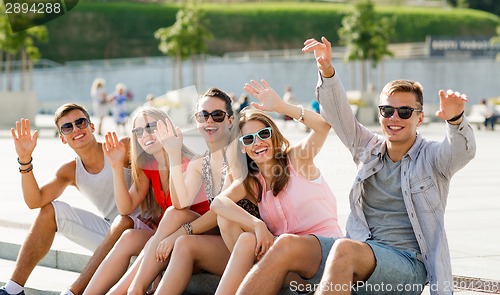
{"left": 214, "top": 80, "right": 343, "bottom": 294}
{"left": 84, "top": 106, "right": 208, "bottom": 294}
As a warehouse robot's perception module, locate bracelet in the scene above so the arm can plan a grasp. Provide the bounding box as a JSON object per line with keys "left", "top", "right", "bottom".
{"left": 19, "top": 164, "right": 33, "bottom": 174}
{"left": 182, "top": 223, "right": 193, "bottom": 235}
{"left": 293, "top": 105, "right": 304, "bottom": 122}
{"left": 18, "top": 157, "right": 33, "bottom": 166}
{"left": 446, "top": 110, "right": 464, "bottom": 123}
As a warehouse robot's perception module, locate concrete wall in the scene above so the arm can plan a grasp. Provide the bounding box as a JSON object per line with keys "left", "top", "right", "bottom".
{"left": 2, "top": 56, "right": 499, "bottom": 116}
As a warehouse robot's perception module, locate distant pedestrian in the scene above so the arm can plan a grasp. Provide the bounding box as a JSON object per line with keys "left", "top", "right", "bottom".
{"left": 481, "top": 99, "right": 499, "bottom": 130}
{"left": 282, "top": 85, "right": 297, "bottom": 128}
{"left": 108, "top": 83, "right": 129, "bottom": 135}
{"left": 91, "top": 78, "right": 108, "bottom": 135}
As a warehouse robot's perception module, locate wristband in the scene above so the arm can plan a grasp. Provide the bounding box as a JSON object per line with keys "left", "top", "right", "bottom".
{"left": 182, "top": 223, "right": 193, "bottom": 235}
{"left": 19, "top": 164, "right": 33, "bottom": 174}
{"left": 446, "top": 110, "right": 464, "bottom": 123}
{"left": 18, "top": 157, "right": 33, "bottom": 166}
{"left": 293, "top": 105, "right": 304, "bottom": 122}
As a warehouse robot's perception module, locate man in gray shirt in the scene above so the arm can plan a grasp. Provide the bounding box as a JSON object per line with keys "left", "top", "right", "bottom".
{"left": 234, "top": 37, "right": 475, "bottom": 295}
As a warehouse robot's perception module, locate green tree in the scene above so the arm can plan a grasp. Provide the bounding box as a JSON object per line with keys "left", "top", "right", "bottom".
{"left": 447, "top": 0, "right": 500, "bottom": 16}
{"left": 491, "top": 25, "right": 500, "bottom": 61}
{"left": 0, "top": 6, "right": 48, "bottom": 92}
{"left": 154, "top": 0, "right": 213, "bottom": 90}
{"left": 338, "top": 0, "right": 395, "bottom": 92}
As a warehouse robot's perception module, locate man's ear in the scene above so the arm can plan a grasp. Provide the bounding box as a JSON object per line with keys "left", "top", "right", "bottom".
{"left": 59, "top": 133, "right": 67, "bottom": 144}
{"left": 90, "top": 122, "right": 96, "bottom": 133}
{"left": 417, "top": 112, "right": 425, "bottom": 127}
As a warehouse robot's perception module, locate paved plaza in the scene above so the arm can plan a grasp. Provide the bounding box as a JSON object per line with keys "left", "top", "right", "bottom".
{"left": 0, "top": 116, "right": 499, "bottom": 294}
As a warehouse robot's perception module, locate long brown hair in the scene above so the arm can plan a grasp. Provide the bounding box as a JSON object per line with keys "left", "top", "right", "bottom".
{"left": 238, "top": 108, "right": 291, "bottom": 202}
{"left": 129, "top": 106, "right": 196, "bottom": 220}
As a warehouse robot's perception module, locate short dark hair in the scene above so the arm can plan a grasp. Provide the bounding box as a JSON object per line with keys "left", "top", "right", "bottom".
{"left": 380, "top": 80, "right": 424, "bottom": 108}
{"left": 54, "top": 103, "right": 91, "bottom": 128}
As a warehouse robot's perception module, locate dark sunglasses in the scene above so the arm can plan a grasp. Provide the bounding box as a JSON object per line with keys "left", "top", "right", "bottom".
{"left": 378, "top": 105, "right": 423, "bottom": 120}
{"left": 59, "top": 118, "right": 90, "bottom": 135}
{"left": 132, "top": 121, "right": 158, "bottom": 138}
{"left": 239, "top": 127, "right": 272, "bottom": 146}
{"left": 195, "top": 109, "right": 227, "bottom": 123}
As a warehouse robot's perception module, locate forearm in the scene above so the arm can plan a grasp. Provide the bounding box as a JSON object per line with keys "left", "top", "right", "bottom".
{"left": 112, "top": 167, "right": 136, "bottom": 214}
{"left": 21, "top": 174, "right": 44, "bottom": 209}
{"left": 188, "top": 210, "right": 218, "bottom": 234}
{"left": 211, "top": 196, "right": 261, "bottom": 232}
{"left": 169, "top": 165, "right": 192, "bottom": 209}
{"left": 279, "top": 103, "right": 330, "bottom": 136}
{"left": 442, "top": 116, "right": 476, "bottom": 175}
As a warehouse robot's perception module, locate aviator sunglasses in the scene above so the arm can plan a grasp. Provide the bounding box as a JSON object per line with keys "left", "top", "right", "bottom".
{"left": 239, "top": 127, "right": 272, "bottom": 146}
{"left": 194, "top": 109, "right": 228, "bottom": 123}
{"left": 132, "top": 121, "right": 158, "bottom": 138}
{"left": 59, "top": 118, "right": 90, "bottom": 135}
{"left": 378, "top": 105, "right": 422, "bottom": 120}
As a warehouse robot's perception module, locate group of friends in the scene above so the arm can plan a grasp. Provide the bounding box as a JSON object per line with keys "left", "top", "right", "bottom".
{"left": 1, "top": 37, "right": 475, "bottom": 295}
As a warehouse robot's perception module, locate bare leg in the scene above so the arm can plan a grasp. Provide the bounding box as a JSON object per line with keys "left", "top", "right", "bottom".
{"left": 10, "top": 204, "right": 57, "bottom": 287}
{"left": 155, "top": 235, "right": 230, "bottom": 295}
{"left": 215, "top": 232, "right": 257, "bottom": 295}
{"left": 126, "top": 208, "right": 200, "bottom": 295}
{"left": 315, "top": 239, "right": 375, "bottom": 295}
{"left": 237, "top": 234, "right": 323, "bottom": 295}
{"left": 69, "top": 215, "right": 135, "bottom": 295}
{"left": 217, "top": 215, "right": 245, "bottom": 252}
{"left": 84, "top": 229, "right": 153, "bottom": 295}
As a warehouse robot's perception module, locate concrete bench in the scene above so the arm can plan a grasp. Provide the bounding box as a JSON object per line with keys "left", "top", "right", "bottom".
{"left": 467, "top": 104, "right": 500, "bottom": 130}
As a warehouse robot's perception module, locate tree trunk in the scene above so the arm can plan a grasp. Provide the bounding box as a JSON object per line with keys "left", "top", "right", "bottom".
{"left": 29, "top": 56, "right": 33, "bottom": 91}
{"left": 21, "top": 49, "right": 27, "bottom": 91}
{"left": 6, "top": 53, "right": 11, "bottom": 92}
{"left": 350, "top": 62, "right": 356, "bottom": 90}
{"left": 0, "top": 50, "right": 3, "bottom": 91}
{"left": 177, "top": 51, "right": 182, "bottom": 89}
{"left": 200, "top": 53, "right": 205, "bottom": 92}
{"left": 361, "top": 60, "right": 367, "bottom": 92}
{"left": 192, "top": 54, "right": 198, "bottom": 91}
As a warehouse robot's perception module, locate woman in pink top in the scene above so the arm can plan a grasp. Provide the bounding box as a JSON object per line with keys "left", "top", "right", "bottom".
{"left": 207, "top": 79, "right": 343, "bottom": 294}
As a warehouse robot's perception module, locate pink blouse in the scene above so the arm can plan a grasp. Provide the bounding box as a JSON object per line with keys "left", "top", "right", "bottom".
{"left": 257, "top": 162, "right": 343, "bottom": 238}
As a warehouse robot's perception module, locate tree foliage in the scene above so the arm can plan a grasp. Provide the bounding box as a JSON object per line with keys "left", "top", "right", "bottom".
{"left": 447, "top": 0, "right": 500, "bottom": 16}
{"left": 154, "top": 0, "right": 212, "bottom": 60}
{"left": 338, "top": 0, "right": 395, "bottom": 67}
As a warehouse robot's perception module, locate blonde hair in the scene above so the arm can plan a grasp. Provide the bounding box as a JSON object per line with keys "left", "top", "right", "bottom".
{"left": 237, "top": 108, "right": 291, "bottom": 202}
{"left": 129, "top": 106, "right": 196, "bottom": 219}
{"left": 90, "top": 78, "right": 105, "bottom": 96}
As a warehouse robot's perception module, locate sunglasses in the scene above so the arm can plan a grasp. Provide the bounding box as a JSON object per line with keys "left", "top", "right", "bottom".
{"left": 195, "top": 109, "right": 227, "bottom": 123}
{"left": 378, "top": 105, "right": 423, "bottom": 120}
{"left": 59, "top": 118, "right": 90, "bottom": 135}
{"left": 239, "top": 127, "right": 272, "bottom": 146}
{"left": 132, "top": 121, "right": 158, "bottom": 138}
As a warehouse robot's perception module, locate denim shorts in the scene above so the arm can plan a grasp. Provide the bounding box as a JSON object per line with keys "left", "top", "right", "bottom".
{"left": 353, "top": 241, "right": 428, "bottom": 295}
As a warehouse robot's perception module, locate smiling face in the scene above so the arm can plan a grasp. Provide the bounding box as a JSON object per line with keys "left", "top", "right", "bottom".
{"left": 197, "top": 96, "right": 233, "bottom": 146}
{"left": 378, "top": 91, "right": 424, "bottom": 152}
{"left": 133, "top": 114, "right": 162, "bottom": 155}
{"left": 57, "top": 109, "right": 95, "bottom": 147}
{"left": 240, "top": 120, "right": 275, "bottom": 165}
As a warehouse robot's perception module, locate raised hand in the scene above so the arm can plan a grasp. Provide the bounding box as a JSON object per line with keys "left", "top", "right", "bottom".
{"left": 435, "top": 89, "right": 468, "bottom": 121}
{"left": 102, "top": 132, "right": 126, "bottom": 168}
{"left": 154, "top": 119, "right": 183, "bottom": 155}
{"left": 11, "top": 118, "right": 38, "bottom": 162}
{"left": 244, "top": 79, "right": 284, "bottom": 112}
{"left": 302, "top": 36, "right": 335, "bottom": 78}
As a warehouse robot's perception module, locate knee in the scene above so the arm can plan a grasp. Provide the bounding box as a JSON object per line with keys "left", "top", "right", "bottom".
{"left": 173, "top": 235, "right": 196, "bottom": 256}
{"left": 326, "top": 238, "right": 357, "bottom": 267}
{"left": 158, "top": 207, "right": 192, "bottom": 227}
{"left": 267, "top": 234, "right": 299, "bottom": 262}
{"left": 110, "top": 215, "right": 134, "bottom": 232}
{"left": 234, "top": 232, "right": 257, "bottom": 253}
{"left": 38, "top": 203, "right": 57, "bottom": 227}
